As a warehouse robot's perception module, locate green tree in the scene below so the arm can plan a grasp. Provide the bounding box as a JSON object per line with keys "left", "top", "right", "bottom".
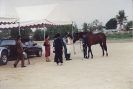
{"left": 73, "top": 22, "right": 78, "bottom": 32}
{"left": 92, "top": 19, "right": 103, "bottom": 31}
{"left": 88, "top": 23, "right": 94, "bottom": 33}
{"left": 125, "top": 21, "right": 133, "bottom": 31}
{"left": 106, "top": 18, "right": 117, "bottom": 29}
{"left": 82, "top": 22, "right": 88, "bottom": 32}
{"left": 87, "top": 19, "right": 103, "bottom": 33}
{"left": 33, "top": 29, "right": 44, "bottom": 41}
{"left": 46, "top": 25, "right": 72, "bottom": 39}
{"left": 10, "top": 28, "right": 32, "bottom": 38}
{"left": 20, "top": 28, "right": 32, "bottom": 38}
{"left": 0, "top": 32, "right": 3, "bottom": 40}
{"left": 10, "top": 29, "right": 18, "bottom": 38}
{"left": 116, "top": 10, "right": 127, "bottom": 30}
{"left": 1, "top": 30, "right": 10, "bottom": 38}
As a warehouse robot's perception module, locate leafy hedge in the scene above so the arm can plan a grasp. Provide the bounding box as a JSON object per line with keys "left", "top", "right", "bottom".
{"left": 106, "top": 31, "right": 133, "bottom": 39}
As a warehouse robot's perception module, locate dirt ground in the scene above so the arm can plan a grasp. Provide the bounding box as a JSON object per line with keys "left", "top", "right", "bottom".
{"left": 0, "top": 39, "right": 133, "bottom": 89}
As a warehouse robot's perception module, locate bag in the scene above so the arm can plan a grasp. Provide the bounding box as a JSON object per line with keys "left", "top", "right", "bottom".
{"left": 43, "top": 42, "right": 46, "bottom": 46}
{"left": 53, "top": 48, "right": 55, "bottom": 53}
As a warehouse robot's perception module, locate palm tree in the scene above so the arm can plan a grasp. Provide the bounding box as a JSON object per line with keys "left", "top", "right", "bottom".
{"left": 116, "top": 10, "right": 127, "bottom": 30}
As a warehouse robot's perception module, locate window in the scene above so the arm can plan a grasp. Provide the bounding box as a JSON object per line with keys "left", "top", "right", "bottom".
{"left": 29, "top": 41, "right": 34, "bottom": 45}
{"left": 0, "top": 40, "right": 16, "bottom": 45}
{"left": 24, "top": 42, "right": 29, "bottom": 46}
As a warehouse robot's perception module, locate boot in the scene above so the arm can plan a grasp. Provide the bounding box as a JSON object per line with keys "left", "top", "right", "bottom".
{"left": 66, "top": 54, "right": 69, "bottom": 61}
{"left": 68, "top": 54, "right": 72, "bottom": 60}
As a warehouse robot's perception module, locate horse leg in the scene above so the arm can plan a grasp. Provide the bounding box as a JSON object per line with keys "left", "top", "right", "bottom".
{"left": 86, "top": 47, "right": 88, "bottom": 58}
{"left": 99, "top": 42, "right": 104, "bottom": 57}
{"left": 87, "top": 47, "right": 90, "bottom": 59}
{"left": 103, "top": 43, "right": 108, "bottom": 56}
{"left": 89, "top": 46, "right": 93, "bottom": 59}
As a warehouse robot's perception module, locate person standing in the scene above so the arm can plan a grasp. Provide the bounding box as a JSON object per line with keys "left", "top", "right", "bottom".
{"left": 44, "top": 35, "right": 51, "bottom": 62}
{"left": 53, "top": 34, "right": 57, "bottom": 53}
{"left": 62, "top": 32, "right": 68, "bottom": 60}
{"left": 82, "top": 34, "right": 88, "bottom": 60}
{"left": 14, "top": 35, "right": 26, "bottom": 68}
{"left": 53, "top": 33, "right": 65, "bottom": 66}
{"left": 53, "top": 34, "right": 58, "bottom": 62}
{"left": 66, "top": 34, "right": 72, "bottom": 60}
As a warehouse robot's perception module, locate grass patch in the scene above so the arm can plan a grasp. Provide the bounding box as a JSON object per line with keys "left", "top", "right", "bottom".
{"left": 106, "top": 32, "right": 133, "bottom": 40}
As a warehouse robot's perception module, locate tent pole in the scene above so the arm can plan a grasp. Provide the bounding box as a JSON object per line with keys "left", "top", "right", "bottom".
{"left": 18, "top": 22, "right": 20, "bottom": 35}
{"left": 44, "top": 24, "right": 45, "bottom": 41}
{"left": 132, "top": 0, "right": 133, "bottom": 35}
{"left": 72, "top": 21, "right": 73, "bottom": 39}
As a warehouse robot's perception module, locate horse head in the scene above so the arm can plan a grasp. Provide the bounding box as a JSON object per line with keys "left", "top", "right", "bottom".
{"left": 73, "top": 32, "right": 79, "bottom": 43}
{"left": 73, "top": 32, "right": 84, "bottom": 43}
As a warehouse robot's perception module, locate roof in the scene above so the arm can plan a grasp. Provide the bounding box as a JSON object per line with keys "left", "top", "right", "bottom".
{"left": 0, "top": 0, "right": 19, "bottom": 24}
{"left": 0, "top": 4, "right": 72, "bottom": 30}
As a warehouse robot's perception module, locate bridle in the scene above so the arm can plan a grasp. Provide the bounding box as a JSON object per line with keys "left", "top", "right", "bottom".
{"left": 73, "top": 33, "right": 83, "bottom": 54}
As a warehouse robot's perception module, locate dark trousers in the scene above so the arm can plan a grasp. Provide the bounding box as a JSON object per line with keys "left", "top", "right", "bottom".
{"left": 66, "top": 54, "right": 71, "bottom": 60}
{"left": 14, "top": 52, "right": 24, "bottom": 67}
{"left": 64, "top": 48, "right": 67, "bottom": 58}
{"left": 55, "top": 49, "right": 63, "bottom": 63}
{"left": 83, "top": 46, "right": 87, "bottom": 58}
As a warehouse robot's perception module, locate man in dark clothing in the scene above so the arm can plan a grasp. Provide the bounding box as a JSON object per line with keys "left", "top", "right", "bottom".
{"left": 14, "top": 35, "right": 26, "bottom": 68}
{"left": 53, "top": 33, "right": 65, "bottom": 66}
{"left": 82, "top": 34, "right": 88, "bottom": 60}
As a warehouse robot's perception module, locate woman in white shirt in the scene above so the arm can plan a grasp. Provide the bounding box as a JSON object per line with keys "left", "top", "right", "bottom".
{"left": 66, "top": 34, "right": 72, "bottom": 60}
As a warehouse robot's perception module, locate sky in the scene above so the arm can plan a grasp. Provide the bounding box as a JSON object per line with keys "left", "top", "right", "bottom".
{"left": 11, "top": 0, "right": 132, "bottom": 29}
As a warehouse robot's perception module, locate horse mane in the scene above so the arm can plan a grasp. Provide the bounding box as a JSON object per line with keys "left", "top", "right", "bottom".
{"left": 73, "top": 32, "right": 93, "bottom": 39}
{"left": 79, "top": 32, "right": 93, "bottom": 35}
{"left": 87, "top": 32, "right": 93, "bottom": 34}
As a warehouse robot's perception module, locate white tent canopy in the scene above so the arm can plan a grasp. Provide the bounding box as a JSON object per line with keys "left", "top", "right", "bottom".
{"left": 0, "top": 0, "right": 19, "bottom": 24}
{"left": 16, "top": 3, "right": 72, "bottom": 25}
{"left": 0, "top": 4, "right": 72, "bottom": 29}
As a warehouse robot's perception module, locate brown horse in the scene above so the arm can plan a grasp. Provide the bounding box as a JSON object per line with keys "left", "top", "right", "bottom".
{"left": 73, "top": 32, "right": 108, "bottom": 58}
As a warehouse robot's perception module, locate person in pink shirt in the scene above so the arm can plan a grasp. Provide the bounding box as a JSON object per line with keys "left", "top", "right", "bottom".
{"left": 44, "top": 35, "right": 51, "bottom": 62}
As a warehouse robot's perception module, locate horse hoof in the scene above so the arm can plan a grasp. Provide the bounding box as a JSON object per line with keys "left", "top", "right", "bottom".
{"left": 87, "top": 57, "right": 89, "bottom": 59}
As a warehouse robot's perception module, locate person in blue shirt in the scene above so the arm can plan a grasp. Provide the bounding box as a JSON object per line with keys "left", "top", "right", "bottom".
{"left": 62, "top": 32, "right": 70, "bottom": 60}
